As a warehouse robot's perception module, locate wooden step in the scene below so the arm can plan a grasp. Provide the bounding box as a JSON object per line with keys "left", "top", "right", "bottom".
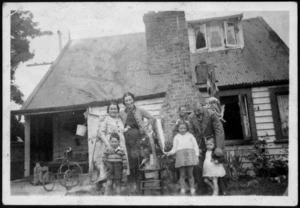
{"left": 140, "top": 180, "right": 162, "bottom": 183}
{"left": 140, "top": 187, "right": 162, "bottom": 190}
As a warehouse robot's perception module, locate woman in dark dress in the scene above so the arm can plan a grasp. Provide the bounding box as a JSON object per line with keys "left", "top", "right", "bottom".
{"left": 119, "top": 92, "right": 155, "bottom": 192}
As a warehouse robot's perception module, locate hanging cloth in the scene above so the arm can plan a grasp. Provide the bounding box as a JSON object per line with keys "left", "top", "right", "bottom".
{"left": 207, "top": 65, "right": 219, "bottom": 96}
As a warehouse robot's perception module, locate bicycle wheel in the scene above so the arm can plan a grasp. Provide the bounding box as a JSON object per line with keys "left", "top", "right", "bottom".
{"left": 59, "top": 162, "right": 82, "bottom": 189}
{"left": 42, "top": 172, "right": 55, "bottom": 192}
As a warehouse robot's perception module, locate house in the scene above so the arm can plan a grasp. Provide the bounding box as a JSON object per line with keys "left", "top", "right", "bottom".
{"left": 11, "top": 11, "right": 289, "bottom": 178}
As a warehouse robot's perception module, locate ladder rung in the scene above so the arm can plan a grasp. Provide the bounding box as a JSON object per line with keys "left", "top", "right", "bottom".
{"left": 140, "top": 187, "right": 162, "bottom": 190}
{"left": 140, "top": 180, "right": 162, "bottom": 182}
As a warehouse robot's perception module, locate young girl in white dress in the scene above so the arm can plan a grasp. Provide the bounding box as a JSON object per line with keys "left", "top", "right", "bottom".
{"left": 203, "top": 137, "right": 226, "bottom": 195}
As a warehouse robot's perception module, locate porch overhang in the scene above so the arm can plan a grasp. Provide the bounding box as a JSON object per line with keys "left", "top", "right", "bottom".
{"left": 11, "top": 92, "right": 166, "bottom": 116}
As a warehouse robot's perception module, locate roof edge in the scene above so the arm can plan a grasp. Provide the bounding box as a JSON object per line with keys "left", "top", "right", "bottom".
{"left": 256, "top": 16, "right": 289, "bottom": 53}
{"left": 198, "top": 80, "right": 289, "bottom": 92}
{"left": 21, "top": 39, "right": 73, "bottom": 110}
{"left": 12, "top": 92, "right": 166, "bottom": 115}
{"left": 72, "top": 32, "right": 145, "bottom": 41}
{"left": 188, "top": 13, "right": 243, "bottom": 25}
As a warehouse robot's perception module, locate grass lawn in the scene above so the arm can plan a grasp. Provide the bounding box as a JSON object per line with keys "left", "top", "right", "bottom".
{"left": 226, "top": 177, "right": 287, "bottom": 196}
{"left": 160, "top": 175, "right": 288, "bottom": 196}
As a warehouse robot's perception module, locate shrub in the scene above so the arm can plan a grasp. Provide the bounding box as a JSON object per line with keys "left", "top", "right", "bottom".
{"left": 225, "top": 151, "right": 250, "bottom": 181}
{"left": 246, "top": 138, "right": 288, "bottom": 178}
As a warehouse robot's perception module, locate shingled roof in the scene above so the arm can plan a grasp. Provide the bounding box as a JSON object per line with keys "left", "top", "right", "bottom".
{"left": 19, "top": 17, "right": 288, "bottom": 113}
{"left": 191, "top": 17, "right": 289, "bottom": 87}
{"left": 20, "top": 32, "right": 170, "bottom": 112}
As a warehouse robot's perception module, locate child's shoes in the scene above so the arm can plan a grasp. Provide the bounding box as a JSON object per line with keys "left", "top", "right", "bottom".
{"left": 180, "top": 188, "right": 185, "bottom": 195}
{"left": 190, "top": 188, "right": 196, "bottom": 196}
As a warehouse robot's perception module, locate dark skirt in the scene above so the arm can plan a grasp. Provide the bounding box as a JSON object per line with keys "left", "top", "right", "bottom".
{"left": 124, "top": 128, "right": 142, "bottom": 169}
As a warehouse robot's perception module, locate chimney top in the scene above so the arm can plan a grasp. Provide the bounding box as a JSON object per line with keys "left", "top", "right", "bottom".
{"left": 143, "top": 11, "right": 185, "bottom": 22}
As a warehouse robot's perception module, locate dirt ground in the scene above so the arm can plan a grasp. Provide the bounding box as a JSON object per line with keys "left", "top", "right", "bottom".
{"left": 11, "top": 180, "right": 68, "bottom": 196}
{"left": 10, "top": 175, "right": 287, "bottom": 197}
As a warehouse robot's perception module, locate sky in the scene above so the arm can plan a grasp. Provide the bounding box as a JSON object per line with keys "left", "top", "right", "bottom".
{"left": 4, "top": 2, "right": 294, "bottom": 110}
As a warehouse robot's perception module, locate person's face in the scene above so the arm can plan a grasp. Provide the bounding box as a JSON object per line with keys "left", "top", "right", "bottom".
{"left": 204, "top": 99, "right": 210, "bottom": 108}
{"left": 124, "top": 95, "right": 134, "bottom": 109}
{"left": 195, "top": 103, "right": 204, "bottom": 117}
{"left": 206, "top": 140, "right": 215, "bottom": 150}
{"left": 110, "top": 137, "right": 120, "bottom": 149}
{"left": 178, "top": 124, "right": 187, "bottom": 135}
{"left": 179, "top": 106, "right": 187, "bottom": 117}
{"left": 108, "top": 104, "right": 118, "bottom": 118}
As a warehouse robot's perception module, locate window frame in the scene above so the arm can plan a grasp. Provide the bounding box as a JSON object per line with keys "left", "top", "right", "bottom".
{"left": 224, "top": 21, "right": 239, "bottom": 48}
{"left": 217, "top": 88, "right": 257, "bottom": 146}
{"left": 189, "top": 19, "right": 244, "bottom": 53}
{"left": 269, "top": 86, "right": 289, "bottom": 143}
{"left": 195, "top": 24, "right": 208, "bottom": 51}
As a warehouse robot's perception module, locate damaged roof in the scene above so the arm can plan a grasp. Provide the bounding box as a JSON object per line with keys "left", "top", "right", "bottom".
{"left": 19, "top": 17, "right": 289, "bottom": 113}
{"left": 191, "top": 17, "right": 289, "bottom": 87}
{"left": 21, "top": 32, "right": 170, "bottom": 111}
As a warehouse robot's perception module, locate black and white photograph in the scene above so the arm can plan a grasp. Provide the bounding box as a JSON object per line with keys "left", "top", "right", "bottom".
{"left": 3, "top": 2, "right": 298, "bottom": 206}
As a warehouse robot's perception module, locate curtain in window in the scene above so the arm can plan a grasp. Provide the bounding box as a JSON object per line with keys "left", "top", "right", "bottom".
{"left": 210, "top": 31, "right": 222, "bottom": 48}
{"left": 209, "top": 23, "right": 223, "bottom": 49}
{"left": 206, "top": 64, "right": 218, "bottom": 96}
{"left": 226, "top": 23, "right": 237, "bottom": 45}
{"left": 277, "top": 95, "right": 289, "bottom": 138}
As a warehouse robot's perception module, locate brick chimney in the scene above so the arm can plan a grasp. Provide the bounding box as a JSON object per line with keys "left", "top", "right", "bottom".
{"left": 143, "top": 11, "right": 189, "bottom": 74}
{"left": 143, "top": 11, "right": 203, "bottom": 144}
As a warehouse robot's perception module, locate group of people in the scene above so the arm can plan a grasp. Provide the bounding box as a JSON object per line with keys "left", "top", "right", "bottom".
{"left": 167, "top": 98, "right": 226, "bottom": 196}
{"left": 96, "top": 92, "right": 226, "bottom": 196}
{"left": 97, "top": 92, "right": 155, "bottom": 195}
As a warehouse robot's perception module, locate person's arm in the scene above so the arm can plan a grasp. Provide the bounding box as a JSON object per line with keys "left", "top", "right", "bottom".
{"left": 191, "top": 134, "right": 199, "bottom": 157}
{"left": 211, "top": 113, "right": 225, "bottom": 149}
{"left": 188, "top": 115, "right": 201, "bottom": 151}
{"left": 218, "top": 155, "right": 227, "bottom": 164}
{"left": 97, "top": 117, "right": 109, "bottom": 145}
{"left": 102, "top": 150, "right": 109, "bottom": 167}
{"left": 140, "top": 108, "right": 155, "bottom": 125}
{"left": 121, "top": 150, "right": 127, "bottom": 170}
{"left": 97, "top": 117, "right": 113, "bottom": 151}
{"left": 188, "top": 115, "right": 195, "bottom": 135}
{"left": 167, "top": 135, "right": 178, "bottom": 155}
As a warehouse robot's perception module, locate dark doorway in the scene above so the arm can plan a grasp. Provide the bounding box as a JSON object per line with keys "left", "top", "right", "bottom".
{"left": 220, "top": 95, "right": 244, "bottom": 140}
{"left": 30, "top": 114, "right": 53, "bottom": 174}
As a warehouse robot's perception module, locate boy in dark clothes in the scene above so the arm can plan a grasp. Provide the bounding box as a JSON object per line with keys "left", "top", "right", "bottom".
{"left": 103, "top": 133, "right": 127, "bottom": 195}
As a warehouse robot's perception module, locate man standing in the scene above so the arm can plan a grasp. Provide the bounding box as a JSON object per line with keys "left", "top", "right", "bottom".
{"left": 188, "top": 101, "right": 225, "bottom": 195}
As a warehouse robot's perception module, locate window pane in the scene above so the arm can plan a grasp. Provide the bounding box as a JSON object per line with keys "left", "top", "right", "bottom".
{"left": 196, "top": 25, "right": 206, "bottom": 49}
{"left": 240, "top": 95, "right": 251, "bottom": 138}
{"left": 209, "top": 24, "right": 223, "bottom": 49}
{"left": 226, "top": 22, "right": 237, "bottom": 45}
{"left": 277, "top": 94, "right": 289, "bottom": 138}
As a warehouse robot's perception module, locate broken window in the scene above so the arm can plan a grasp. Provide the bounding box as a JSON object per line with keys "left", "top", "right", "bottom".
{"left": 195, "top": 24, "right": 208, "bottom": 50}
{"left": 277, "top": 94, "right": 289, "bottom": 138}
{"left": 270, "top": 87, "right": 289, "bottom": 141}
{"left": 188, "top": 17, "right": 244, "bottom": 53}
